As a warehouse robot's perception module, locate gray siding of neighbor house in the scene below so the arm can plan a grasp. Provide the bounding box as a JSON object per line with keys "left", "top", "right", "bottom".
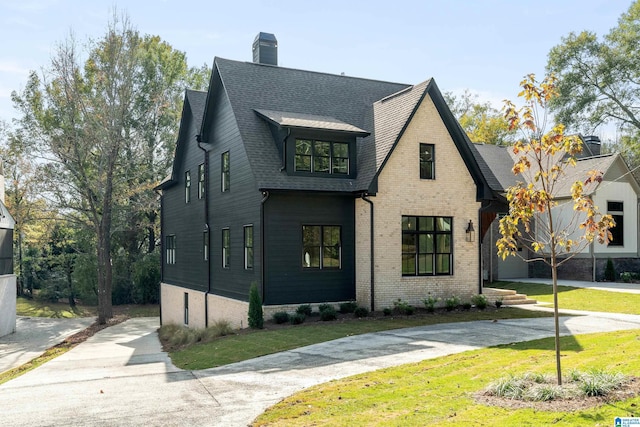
{"left": 204, "top": 80, "right": 262, "bottom": 302}
{"left": 0, "top": 229, "right": 12, "bottom": 275}
{"left": 161, "top": 106, "right": 208, "bottom": 292}
{"left": 263, "top": 192, "right": 355, "bottom": 305}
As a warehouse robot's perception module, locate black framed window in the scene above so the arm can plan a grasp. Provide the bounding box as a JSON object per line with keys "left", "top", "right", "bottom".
{"left": 185, "top": 171, "right": 191, "bottom": 203}
{"left": 402, "top": 216, "right": 452, "bottom": 275}
{"left": 607, "top": 201, "right": 624, "bottom": 246}
{"left": 221, "top": 151, "right": 230, "bottom": 192}
{"left": 420, "top": 144, "right": 435, "bottom": 179}
{"left": 295, "top": 139, "right": 349, "bottom": 175}
{"left": 222, "top": 228, "right": 230, "bottom": 268}
{"left": 302, "top": 225, "right": 341, "bottom": 269}
{"left": 198, "top": 163, "right": 205, "bottom": 199}
{"left": 184, "top": 292, "right": 189, "bottom": 325}
{"left": 244, "top": 225, "right": 254, "bottom": 269}
{"left": 166, "top": 235, "right": 176, "bottom": 265}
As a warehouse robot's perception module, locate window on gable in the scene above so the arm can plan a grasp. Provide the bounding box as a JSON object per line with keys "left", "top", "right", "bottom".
{"left": 607, "top": 201, "right": 624, "bottom": 246}
{"left": 221, "top": 151, "right": 230, "bottom": 192}
{"left": 244, "top": 225, "right": 253, "bottom": 269}
{"left": 295, "top": 139, "right": 349, "bottom": 175}
{"left": 222, "top": 228, "right": 230, "bottom": 268}
{"left": 198, "top": 163, "right": 205, "bottom": 199}
{"left": 402, "top": 216, "right": 452, "bottom": 275}
{"left": 420, "top": 144, "right": 435, "bottom": 180}
{"left": 166, "top": 235, "right": 176, "bottom": 265}
{"left": 185, "top": 171, "right": 191, "bottom": 203}
{"left": 302, "top": 225, "right": 341, "bottom": 269}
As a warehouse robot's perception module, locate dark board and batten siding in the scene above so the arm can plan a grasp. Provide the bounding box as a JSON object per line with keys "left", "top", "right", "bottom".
{"left": 161, "top": 106, "right": 208, "bottom": 292}
{"left": 205, "top": 80, "right": 262, "bottom": 302}
{"left": 263, "top": 192, "right": 355, "bottom": 305}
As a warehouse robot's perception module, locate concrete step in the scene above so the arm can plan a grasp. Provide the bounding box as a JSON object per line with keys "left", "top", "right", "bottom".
{"left": 482, "top": 287, "right": 537, "bottom": 305}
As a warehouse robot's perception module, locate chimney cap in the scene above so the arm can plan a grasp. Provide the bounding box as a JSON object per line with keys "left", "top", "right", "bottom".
{"left": 254, "top": 32, "right": 277, "bottom": 44}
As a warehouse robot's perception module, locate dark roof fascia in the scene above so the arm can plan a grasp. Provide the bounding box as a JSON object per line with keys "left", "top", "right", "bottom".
{"left": 199, "top": 58, "right": 223, "bottom": 141}
{"left": 367, "top": 83, "right": 428, "bottom": 194}
{"left": 258, "top": 188, "right": 362, "bottom": 197}
{"left": 428, "top": 80, "right": 493, "bottom": 201}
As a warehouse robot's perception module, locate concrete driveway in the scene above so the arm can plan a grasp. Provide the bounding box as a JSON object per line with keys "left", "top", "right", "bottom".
{"left": 0, "top": 316, "right": 95, "bottom": 374}
{"left": 1, "top": 311, "right": 639, "bottom": 427}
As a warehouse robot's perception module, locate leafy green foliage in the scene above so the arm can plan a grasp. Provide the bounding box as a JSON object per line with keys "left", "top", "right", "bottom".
{"left": 247, "top": 283, "right": 263, "bottom": 329}
{"left": 339, "top": 301, "right": 358, "bottom": 314}
{"left": 353, "top": 306, "right": 369, "bottom": 318}
{"left": 296, "top": 304, "right": 313, "bottom": 316}
{"left": 444, "top": 295, "right": 460, "bottom": 311}
{"left": 422, "top": 294, "right": 439, "bottom": 312}
{"left": 393, "top": 299, "right": 415, "bottom": 315}
{"left": 289, "top": 313, "right": 306, "bottom": 325}
{"left": 471, "top": 294, "right": 488, "bottom": 310}
{"left": 604, "top": 258, "right": 616, "bottom": 281}
{"left": 272, "top": 312, "right": 290, "bottom": 324}
{"left": 319, "top": 306, "right": 337, "bottom": 321}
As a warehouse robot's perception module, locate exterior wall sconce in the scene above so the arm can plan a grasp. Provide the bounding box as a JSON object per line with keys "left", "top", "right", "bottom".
{"left": 465, "top": 220, "right": 475, "bottom": 242}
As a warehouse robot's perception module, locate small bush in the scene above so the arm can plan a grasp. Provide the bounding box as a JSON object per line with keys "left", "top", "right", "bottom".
{"left": 525, "top": 384, "right": 564, "bottom": 401}
{"left": 272, "top": 311, "right": 290, "bottom": 324}
{"left": 486, "top": 374, "right": 526, "bottom": 399}
{"left": 471, "top": 294, "right": 488, "bottom": 310}
{"left": 461, "top": 302, "right": 472, "bottom": 310}
{"left": 354, "top": 306, "right": 369, "bottom": 318}
{"left": 604, "top": 258, "right": 616, "bottom": 281}
{"left": 423, "top": 294, "right": 439, "bottom": 313}
{"left": 383, "top": 307, "right": 392, "bottom": 316}
{"left": 579, "top": 369, "right": 627, "bottom": 397}
{"left": 209, "top": 320, "right": 233, "bottom": 337}
{"left": 445, "top": 295, "right": 460, "bottom": 311}
{"left": 296, "top": 304, "right": 313, "bottom": 316}
{"left": 248, "top": 282, "right": 264, "bottom": 329}
{"left": 495, "top": 298, "right": 503, "bottom": 308}
{"left": 319, "top": 306, "right": 337, "bottom": 321}
{"left": 620, "top": 272, "right": 633, "bottom": 283}
{"left": 393, "top": 299, "right": 415, "bottom": 315}
{"left": 339, "top": 301, "right": 358, "bottom": 314}
{"left": 290, "top": 313, "right": 306, "bottom": 325}
{"left": 318, "top": 303, "right": 334, "bottom": 313}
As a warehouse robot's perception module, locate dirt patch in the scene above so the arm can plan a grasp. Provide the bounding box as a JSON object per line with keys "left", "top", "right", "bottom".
{"left": 52, "top": 314, "right": 129, "bottom": 348}
{"left": 475, "top": 377, "right": 640, "bottom": 412}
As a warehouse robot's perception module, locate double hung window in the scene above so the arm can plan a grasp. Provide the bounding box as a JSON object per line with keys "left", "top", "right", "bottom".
{"left": 302, "top": 225, "right": 341, "bottom": 269}
{"left": 402, "top": 216, "right": 452, "bottom": 275}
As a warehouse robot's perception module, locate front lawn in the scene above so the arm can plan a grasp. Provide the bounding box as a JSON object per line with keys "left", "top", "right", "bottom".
{"left": 167, "top": 308, "right": 553, "bottom": 370}
{"left": 253, "top": 329, "right": 640, "bottom": 426}
{"left": 491, "top": 282, "right": 640, "bottom": 314}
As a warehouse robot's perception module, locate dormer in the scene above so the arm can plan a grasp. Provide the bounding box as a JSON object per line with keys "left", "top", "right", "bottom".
{"left": 254, "top": 109, "right": 369, "bottom": 179}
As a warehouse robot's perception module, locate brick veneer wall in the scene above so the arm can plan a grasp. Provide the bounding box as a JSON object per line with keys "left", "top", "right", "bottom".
{"left": 356, "top": 93, "right": 480, "bottom": 310}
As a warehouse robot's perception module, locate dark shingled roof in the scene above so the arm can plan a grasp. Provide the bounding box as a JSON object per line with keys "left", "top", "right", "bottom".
{"left": 212, "top": 57, "right": 411, "bottom": 192}
{"left": 472, "top": 143, "right": 520, "bottom": 192}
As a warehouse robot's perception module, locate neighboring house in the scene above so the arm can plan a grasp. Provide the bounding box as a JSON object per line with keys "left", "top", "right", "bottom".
{"left": 157, "top": 33, "right": 492, "bottom": 328}
{"left": 475, "top": 137, "right": 640, "bottom": 282}
{"left": 0, "top": 162, "right": 16, "bottom": 337}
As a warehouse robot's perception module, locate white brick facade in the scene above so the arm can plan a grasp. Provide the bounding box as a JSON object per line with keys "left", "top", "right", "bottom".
{"left": 356, "top": 93, "right": 480, "bottom": 310}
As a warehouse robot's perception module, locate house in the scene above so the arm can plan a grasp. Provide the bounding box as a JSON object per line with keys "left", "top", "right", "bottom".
{"left": 0, "top": 162, "right": 16, "bottom": 337}
{"left": 157, "top": 33, "right": 492, "bottom": 328}
{"left": 474, "top": 137, "right": 640, "bottom": 282}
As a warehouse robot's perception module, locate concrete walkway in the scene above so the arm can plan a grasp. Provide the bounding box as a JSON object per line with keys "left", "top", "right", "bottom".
{"left": 1, "top": 312, "right": 640, "bottom": 426}
{"left": 501, "top": 277, "right": 640, "bottom": 294}
{"left": 0, "top": 316, "right": 95, "bottom": 374}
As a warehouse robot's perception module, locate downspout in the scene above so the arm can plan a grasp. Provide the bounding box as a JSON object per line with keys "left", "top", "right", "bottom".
{"left": 279, "top": 129, "right": 291, "bottom": 172}
{"left": 154, "top": 187, "right": 164, "bottom": 326}
{"left": 361, "top": 193, "right": 375, "bottom": 312}
{"left": 260, "top": 191, "right": 270, "bottom": 302}
{"left": 591, "top": 241, "right": 596, "bottom": 282}
{"left": 197, "top": 134, "right": 211, "bottom": 327}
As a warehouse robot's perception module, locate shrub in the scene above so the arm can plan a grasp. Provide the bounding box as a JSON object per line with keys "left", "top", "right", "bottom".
{"left": 383, "top": 307, "right": 392, "bottom": 316}
{"left": 620, "top": 272, "right": 633, "bottom": 283}
{"left": 296, "top": 304, "right": 313, "bottom": 316}
{"left": 209, "top": 320, "right": 233, "bottom": 337}
{"left": 604, "top": 258, "right": 616, "bottom": 281}
{"left": 423, "top": 294, "right": 439, "bottom": 313}
{"left": 444, "top": 295, "right": 460, "bottom": 311}
{"left": 272, "top": 311, "right": 290, "bottom": 324}
{"left": 318, "top": 303, "right": 334, "bottom": 313}
{"left": 495, "top": 298, "right": 503, "bottom": 308}
{"left": 393, "top": 299, "right": 415, "bottom": 315}
{"left": 461, "top": 302, "right": 472, "bottom": 310}
{"left": 339, "top": 301, "right": 358, "bottom": 314}
{"left": 471, "top": 294, "right": 488, "bottom": 310}
{"left": 579, "top": 369, "right": 627, "bottom": 397}
{"left": 248, "top": 282, "right": 264, "bottom": 329}
{"left": 354, "top": 306, "right": 369, "bottom": 318}
{"left": 290, "top": 313, "right": 306, "bottom": 325}
{"left": 319, "top": 306, "right": 337, "bottom": 321}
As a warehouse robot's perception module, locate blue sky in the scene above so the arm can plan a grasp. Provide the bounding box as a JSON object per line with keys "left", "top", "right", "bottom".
{"left": 0, "top": 0, "right": 633, "bottom": 126}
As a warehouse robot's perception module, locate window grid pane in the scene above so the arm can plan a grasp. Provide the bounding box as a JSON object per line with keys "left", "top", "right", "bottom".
{"left": 402, "top": 215, "right": 452, "bottom": 276}
{"left": 303, "top": 225, "right": 341, "bottom": 269}
{"left": 294, "top": 139, "right": 350, "bottom": 175}
{"left": 198, "top": 164, "right": 205, "bottom": 199}
{"left": 420, "top": 143, "right": 435, "bottom": 179}
{"left": 221, "top": 152, "right": 230, "bottom": 192}
{"left": 185, "top": 171, "right": 191, "bottom": 203}
{"left": 244, "top": 226, "right": 254, "bottom": 269}
{"left": 222, "top": 228, "right": 230, "bottom": 268}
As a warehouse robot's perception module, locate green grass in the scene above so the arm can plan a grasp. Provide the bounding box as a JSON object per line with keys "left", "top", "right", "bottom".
{"left": 16, "top": 296, "right": 159, "bottom": 318}
{"left": 169, "top": 308, "right": 553, "bottom": 369}
{"left": 253, "top": 329, "right": 640, "bottom": 426}
{"left": 0, "top": 344, "right": 73, "bottom": 385}
{"left": 491, "top": 281, "right": 640, "bottom": 314}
